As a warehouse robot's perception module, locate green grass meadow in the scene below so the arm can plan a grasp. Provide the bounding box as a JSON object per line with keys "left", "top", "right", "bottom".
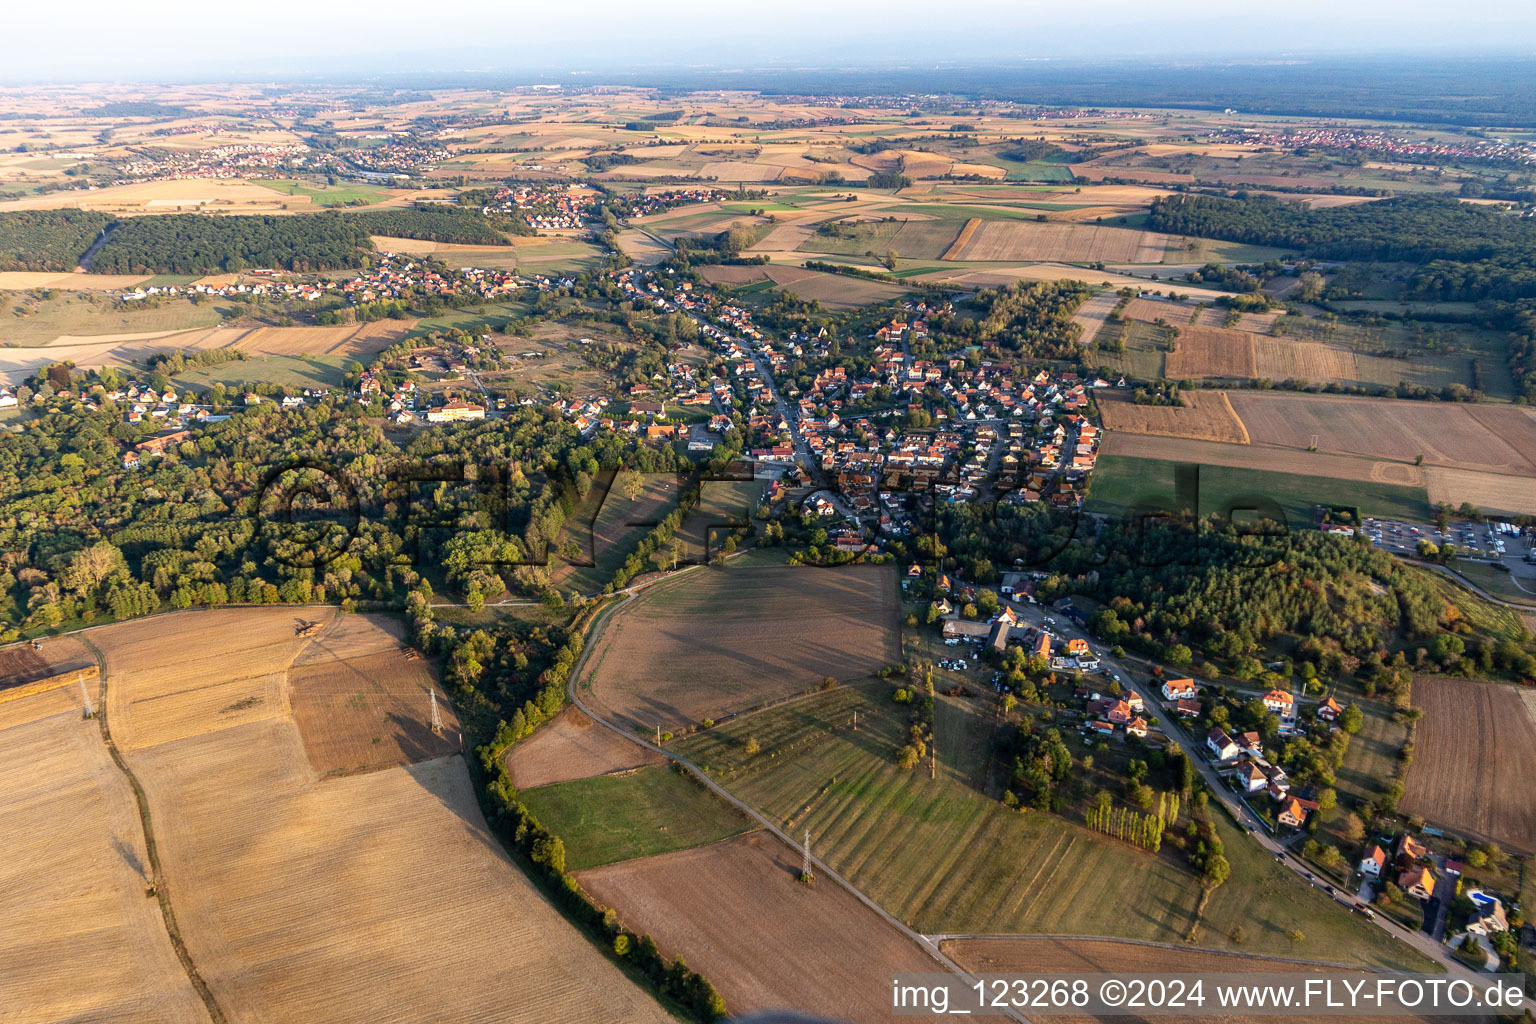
{"left": 518, "top": 764, "right": 755, "bottom": 870}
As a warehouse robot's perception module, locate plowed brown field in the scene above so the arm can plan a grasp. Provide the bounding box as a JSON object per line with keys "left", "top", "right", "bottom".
{"left": 1401, "top": 677, "right": 1536, "bottom": 852}
{"left": 577, "top": 832, "right": 940, "bottom": 1024}
{"left": 583, "top": 563, "right": 900, "bottom": 732}
{"left": 506, "top": 706, "right": 663, "bottom": 789}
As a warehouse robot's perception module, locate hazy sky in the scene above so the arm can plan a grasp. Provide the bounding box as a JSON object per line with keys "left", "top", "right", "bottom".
{"left": 6, "top": 0, "right": 1536, "bottom": 81}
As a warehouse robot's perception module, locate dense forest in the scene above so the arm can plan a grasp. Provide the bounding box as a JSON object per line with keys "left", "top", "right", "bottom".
{"left": 0, "top": 209, "right": 112, "bottom": 271}
{"left": 353, "top": 205, "right": 526, "bottom": 244}
{"left": 1, "top": 206, "right": 519, "bottom": 276}
{"left": 1148, "top": 193, "right": 1536, "bottom": 301}
{"left": 90, "top": 213, "right": 376, "bottom": 274}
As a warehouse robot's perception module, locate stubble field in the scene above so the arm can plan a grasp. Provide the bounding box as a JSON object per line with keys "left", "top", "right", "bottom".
{"left": 1097, "top": 390, "right": 1251, "bottom": 444}
{"left": 1401, "top": 677, "right": 1536, "bottom": 852}
{"left": 1227, "top": 393, "right": 1536, "bottom": 476}
{"left": 1164, "top": 325, "right": 1259, "bottom": 379}
{"left": 91, "top": 607, "right": 673, "bottom": 1024}
{"left": 287, "top": 615, "right": 460, "bottom": 777}
{"left": 942, "top": 219, "right": 1168, "bottom": 263}
{"left": 0, "top": 694, "right": 209, "bottom": 1024}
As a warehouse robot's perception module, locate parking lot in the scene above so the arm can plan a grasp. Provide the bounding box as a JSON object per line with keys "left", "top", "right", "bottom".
{"left": 1364, "top": 516, "right": 1535, "bottom": 591}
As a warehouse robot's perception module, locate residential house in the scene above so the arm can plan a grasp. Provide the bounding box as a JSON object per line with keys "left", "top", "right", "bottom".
{"left": 1125, "top": 716, "right": 1148, "bottom": 738}
{"left": 1032, "top": 633, "right": 1053, "bottom": 660}
{"left": 1207, "top": 728, "right": 1240, "bottom": 761}
{"left": 1162, "top": 678, "right": 1198, "bottom": 700}
{"left": 1399, "top": 866, "right": 1436, "bottom": 900}
{"left": 1066, "top": 637, "right": 1090, "bottom": 656}
{"left": 1278, "top": 797, "right": 1310, "bottom": 829}
{"left": 1464, "top": 891, "right": 1509, "bottom": 936}
{"left": 1173, "top": 697, "right": 1202, "bottom": 718}
{"left": 1317, "top": 697, "right": 1343, "bottom": 723}
{"left": 1237, "top": 762, "right": 1267, "bottom": 793}
{"left": 1262, "top": 689, "right": 1295, "bottom": 716}
{"left": 1360, "top": 845, "right": 1388, "bottom": 877}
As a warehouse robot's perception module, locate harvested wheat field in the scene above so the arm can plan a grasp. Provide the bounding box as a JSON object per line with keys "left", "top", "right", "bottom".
{"left": 700, "top": 264, "right": 907, "bottom": 308}
{"left": 1097, "top": 390, "right": 1251, "bottom": 445}
{"left": 507, "top": 706, "right": 664, "bottom": 789}
{"left": 1123, "top": 297, "right": 1194, "bottom": 323}
{"left": 130, "top": 720, "right": 671, "bottom": 1024}
{"left": 943, "top": 219, "right": 1168, "bottom": 263}
{"left": 1099, "top": 433, "right": 1426, "bottom": 488}
{"left": 763, "top": 265, "right": 909, "bottom": 309}
{"left": 1423, "top": 466, "right": 1536, "bottom": 517}
{"left": 0, "top": 698, "right": 209, "bottom": 1024}
{"left": 1401, "top": 677, "right": 1536, "bottom": 852}
{"left": 1069, "top": 291, "right": 1121, "bottom": 343}
{"left": 179, "top": 321, "right": 412, "bottom": 359}
{"left": 583, "top": 562, "right": 900, "bottom": 732}
{"left": 1252, "top": 336, "right": 1359, "bottom": 381}
{"left": 1227, "top": 393, "right": 1536, "bottom": 476}
{"left": 1165, "top": 325, "right": 1258, "bottom": 379}
{"left": 288, "top": 614, "right": 459, "bottom": 777}
{"left": 94, "top": 607, "right": 672, "bottom": 1024}
{"left": 577, "top": 831, "right": 940, "bottom": 1024}
{"left": 0, "top": 178, "right": 305, "bottom": 213}
{"left": 101, "top": 607, "right": 336, "bottom": 751}
{"left": 0, "top": 271, "right": 150, "bottom": 290}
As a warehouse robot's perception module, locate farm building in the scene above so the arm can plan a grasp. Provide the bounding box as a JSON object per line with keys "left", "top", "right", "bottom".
{"left": 942, "top": 620, "right": 991, "bottom": 640}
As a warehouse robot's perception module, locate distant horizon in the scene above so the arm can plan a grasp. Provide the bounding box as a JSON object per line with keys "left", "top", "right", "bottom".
{"left": 4, "top": 0, "right": 1536, "bottom": 84}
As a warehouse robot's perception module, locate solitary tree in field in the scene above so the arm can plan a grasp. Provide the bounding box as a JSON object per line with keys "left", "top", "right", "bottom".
{"left": 622, "top": 469, "right": 644, "bottom": 501}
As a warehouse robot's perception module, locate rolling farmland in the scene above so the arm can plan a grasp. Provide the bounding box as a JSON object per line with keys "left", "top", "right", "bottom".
{"left": 1401, "top": 677, "right": 1536, "bottom": 852}
{"left": 581, "top": 562, "right": 900, "bottom": 733}
{"left": 678, "top": 684, "right": 1427, "bottom": 969}
{"left": 82, "top": 608, "right": 674, "bottom": 1024}
{"left": 0, "top": 692, "right": 210, "bottom": 1024}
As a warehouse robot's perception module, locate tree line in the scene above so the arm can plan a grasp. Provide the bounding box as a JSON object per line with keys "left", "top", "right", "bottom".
{"left": 1148, "top": 193, "right": 1536, "bottom": 302}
